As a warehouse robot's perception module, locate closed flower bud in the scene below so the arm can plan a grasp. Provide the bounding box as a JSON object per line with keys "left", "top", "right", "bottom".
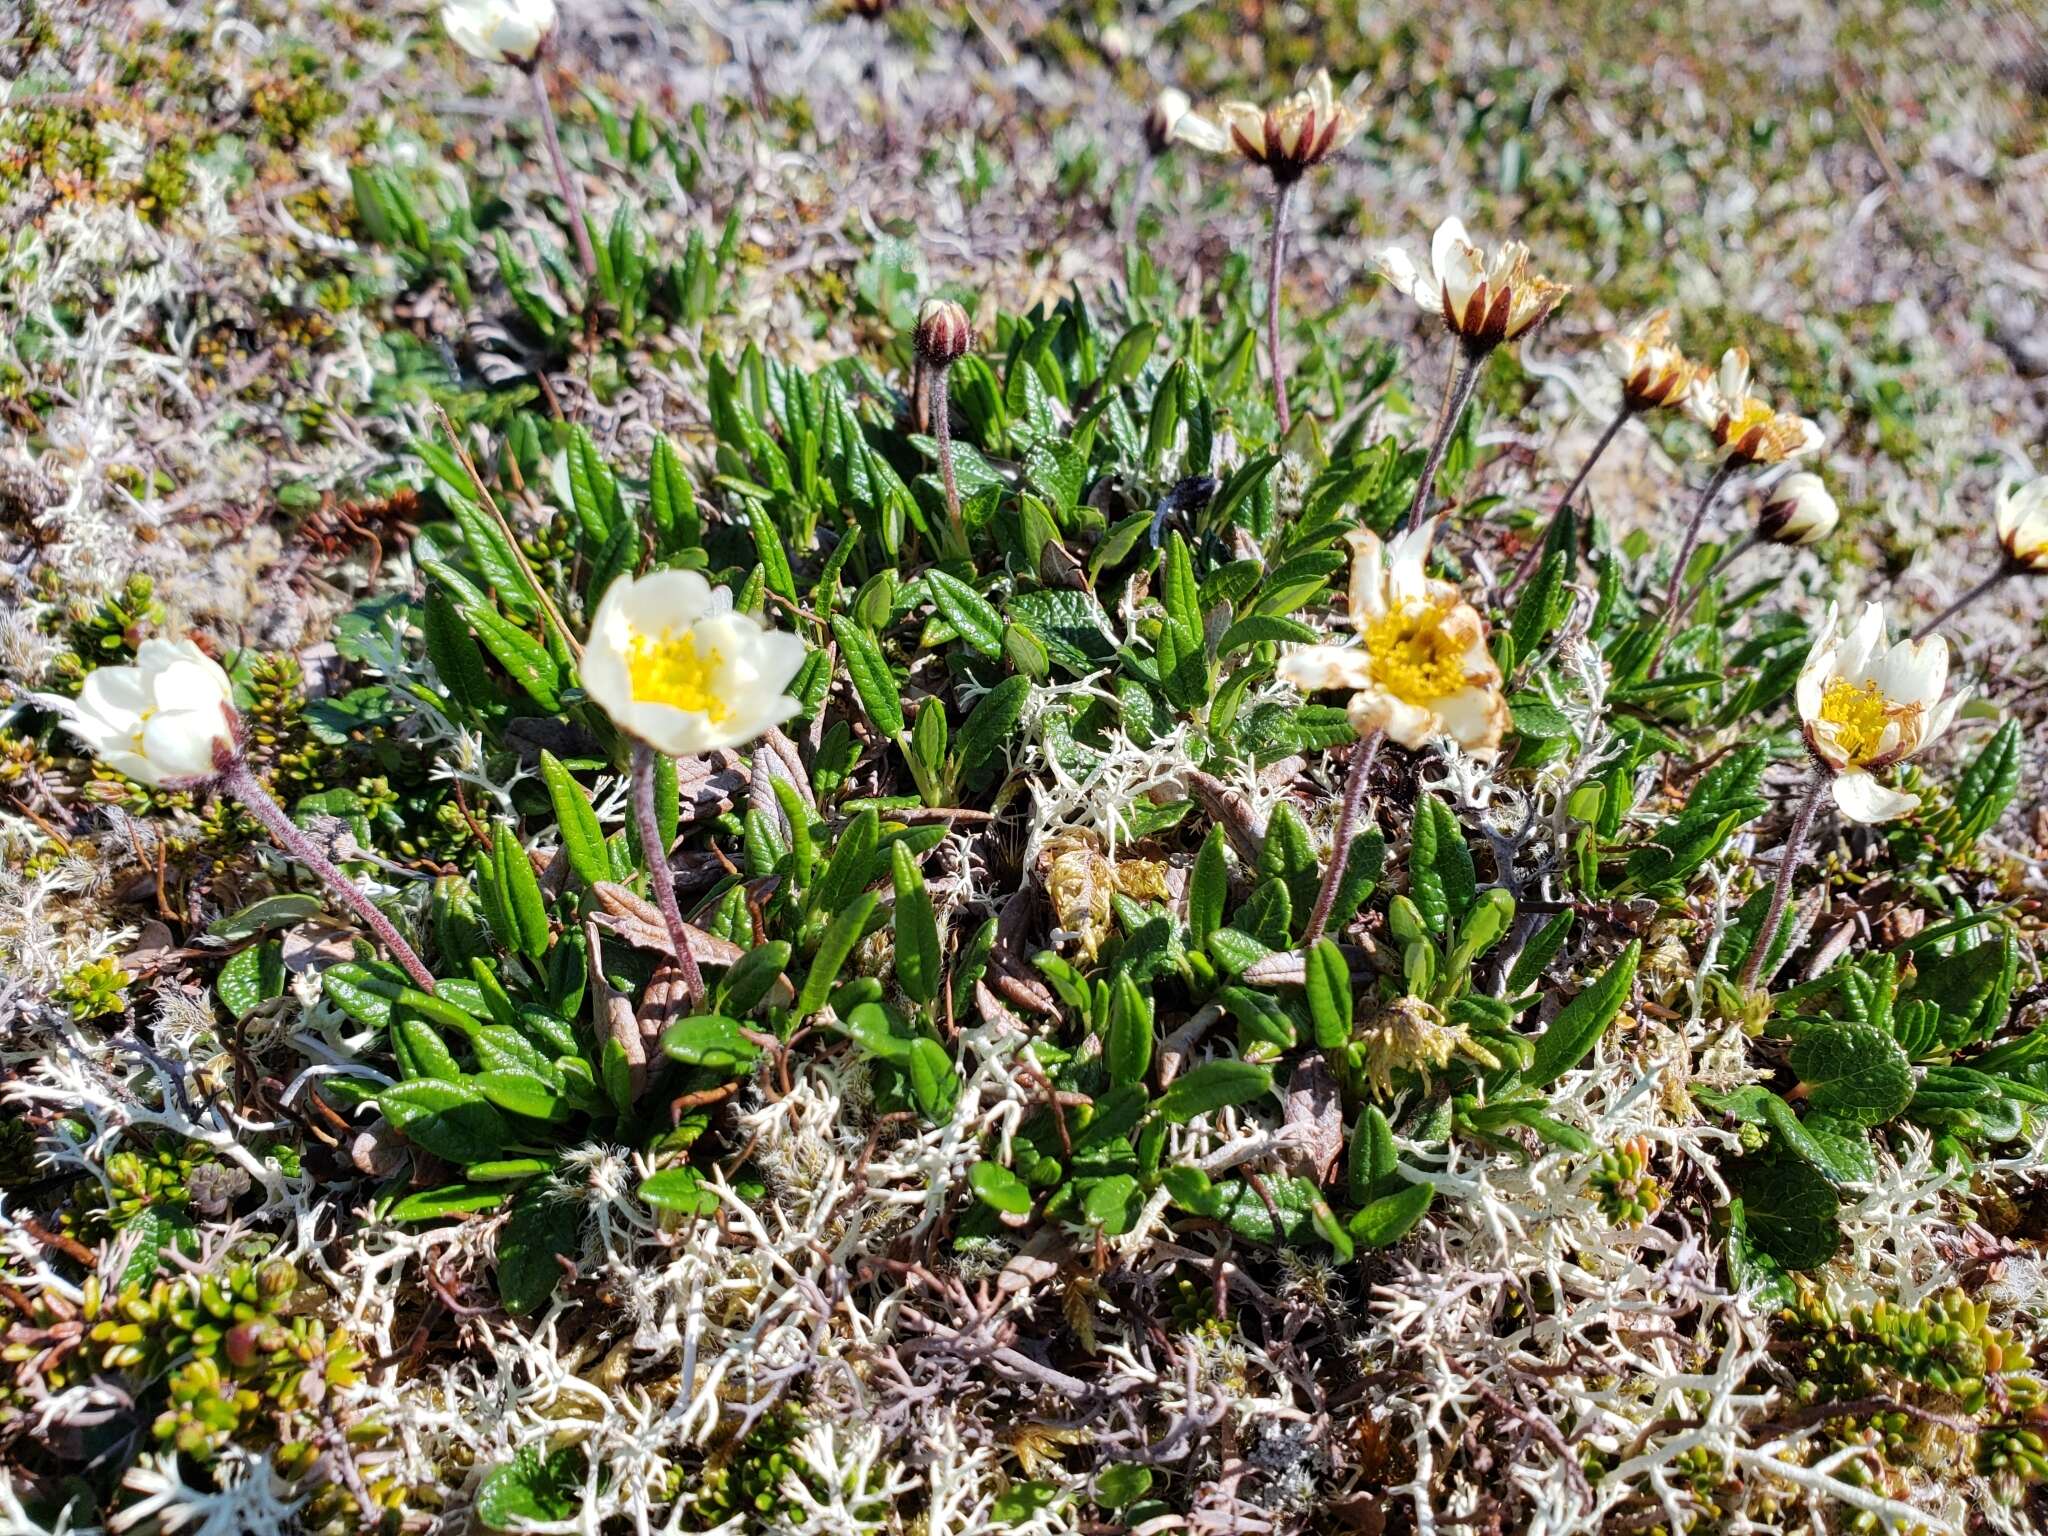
{"left": 440, "top": 0, "right": 557, "bottom": 67}
{"left": 1144, "top": 88, "right": 1192, "bottom": 158}
{"left": 1756, "top": 472, "right": 1838, "bottom": 546}
{"left": 1994, "top": 472, "right": 2048, "bottom": 573}
{"left": 914, "top": 297, "right": 972, "bottom": 365}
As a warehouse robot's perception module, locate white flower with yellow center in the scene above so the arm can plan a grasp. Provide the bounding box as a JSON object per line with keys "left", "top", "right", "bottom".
{"left": 1277, "top": 519, "right": 1508, "bottom": 756}
{"left": 582, "top": 570, "right": 807, "bottom": 757}
{"left": 441, "top": 0, "right": 557, "bottom": 66}
{"left": 1796, "top": 602, "right": 1964, "bottom": 823}
{"left": 66, "top": 638, "right": 239, "bottom": 786}
{"left": 1995, "top": 473, "right": 2048, "bottom": 574}
{"left": 1688, "top": 347, "right": 1824, "bottom": 466}
{"left": 1604, "top": 309, "right": 1703, "bottom": 413}
{"left": 1172, "top": 69, "right": 1365, "bottom": 183}
{"left": 1375, "top": 218, "right": 1570, "bottom": 350}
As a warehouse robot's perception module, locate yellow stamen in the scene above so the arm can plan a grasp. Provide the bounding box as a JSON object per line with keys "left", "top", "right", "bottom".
{"left": 1364, "top": 600, "right": 1467, "bottom": 705}
{"left": 626, "top": 627, "right": 730, "bottom": 721}
{"left": 1817, "top": 677, "right": 1893, "bottom": 766}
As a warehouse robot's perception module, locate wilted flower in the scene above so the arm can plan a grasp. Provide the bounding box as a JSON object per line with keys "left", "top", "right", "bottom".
{"left": 1605, "top": 310, "right": 1703, "bottom": 413}
{"left": 583, "top": 570, "right": 807, "bottom": 757}
{"left": 1376, "top": 218, "right": 1570, "bottom": 350}
{"left": 1757, "top": 471, "right": 1839, "bottom": 547}
{"left": 1354, "top": 996, "right": 1496, "bottom": 1097}
{"left": 441, "top": 0, "right": 557, "bottom": 67}
{"left": 1994, "top": 473, "right": 2048, "bottom": 573}
{"left": 1144, "top": 88, "right": 1192, "bottom": 157}
{"left": 65, "top": 638, "right": 238, "bottom": 786}
{"left": 1278, "top": 518, "right": 1508, "bottom": 756}
{"left": 913, "top": 297, "right": 972, "bottom": 365}
{"left": 1172, "top": 69, "right": 1365, "bottom": 183}
{"left": 1689, "top": 347, "right": 1824, "bottom": 466}
{"left": 1797, "top": 601, "right": 1963, "bottom": 823}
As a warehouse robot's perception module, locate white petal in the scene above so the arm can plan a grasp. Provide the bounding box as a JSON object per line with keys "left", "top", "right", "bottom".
{"left": 1918, "top": 690, "right": 1966, "bottom": 753}
{"left": 1172, "top": 112, "right": 1233, "bottom": 155}
{"left": 1831, "top": 770, "right": 1917, "bottom": 824}
{"left": 77, "top": 664, "right": 150, "bottom": 730}
{"left": 1344, "top": 529, "right": 1389, "bottom": 625}
{"left": 1836, "top": 602, "right": 1887, "bottom": 683}
{"left": 1349, "top": 687, "right": 1436, "bottom": 749}
{"left": 141, "top": 708, "right": 230, "bottom": 781}
{"left": 1434, "top": 685, "right": 1506, "bottom": 756}
{"left": 1279, "top": 645, "right": 1375, "bottom": 694}
{"left": 1373, "top": 246, "right": 1436, "bottom": 310}
{"left": 1431, "top": 218, "right": 1485, "bottom": 321}
{"left": 153, "top": 657, "right": 236, "bottom": 715}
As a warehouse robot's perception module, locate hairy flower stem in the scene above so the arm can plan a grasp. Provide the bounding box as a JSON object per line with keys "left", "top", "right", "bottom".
{"left": 528, "top": 62, "right": 597, "bottom": 283}
{"left": 220, "top": 758, "right": 436, "bottom": 993}
{"left": 930, "top": 362, "right": 967, "bottom": 558}
{"left": 1304, "top": 732, "right": 1383, "bottom": 944}
{"left": 632, "top": 743, "right": 706, "bottom": 1008}
{"left": 1120, "top": 158, "right": 1152, "bottom": 249}
{"left": 1510, "top": 401, "right": 1633, "bottom": 591}
{"left": 1400, "top": 340, "right": 1488, "bottom": 533}
{"left": 1737, "top": 764, "right": 1828, "bottom": 994}
{"left": 1662, "top": 460, "right": 1738, "bottom": 622}
{"left": 1266, "top": 179, "right": 1297, "bottom": 435}
{"left": 1671, "top": 533, "right": 1760, "bottom": 628}
{"left": 1911, "top": 565, "right": 2012, "bottom": 642}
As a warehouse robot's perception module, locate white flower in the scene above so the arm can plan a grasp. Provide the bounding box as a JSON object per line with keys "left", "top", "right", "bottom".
{"left": 441, "top": 0, "right": 557, "bottom": 66}
{"left": 1172, "top": 69, "right": 1365, "bottom": 182}
{"left": 65, "top": 638, "right": 238, "bottom": 786}
{"left": 1796, "top": 602, "right": 1964, "bottom": 823}
{"left": 1375, "top": 217, "right": 1569, "bottom": 349}
{"left": 1757, "top": 471, "right": 1839, "bottom": 547}
{"left": 1994, "top": 472, "right": 2048, "bottom": 574}
{"left": 1144, "top": 87, "right": 1192, "bottom": 156}
{"left": 582, "top": 569, "right": 807, "bottom": 757}
{"left": 1277, "top": 518, "right": 1508, "bottom": 756}
{"left": 1687, "top": 347, "right": 1824, "bottom": 465}
{"left": 1603, "top": 310, "right": 1701, "bottom": 413}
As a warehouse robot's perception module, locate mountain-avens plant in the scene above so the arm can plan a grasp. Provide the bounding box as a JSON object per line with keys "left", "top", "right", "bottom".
{"left": 1740, "top": 602, "right": 1964, "bottom": 992}
{"left": 64, "top": 639, "right": 438, "bottom": 993}
{"left": 440, "top": 0, "right": 595, "bottom": 282}
{"left": 1174, "top": 70, "right": 1365, "bottom": 435}
{"left": 1914, "top": 471, "right": 2048, "bottom": 639}
{"left": 582, "top": 569, "right": 807, "bottom": 1004}
{"left": 913, "top": 296, "right": 973, "bottom": 556}
{"left": 1279, "top": 517, "right": 1507, "bottom": 942}
{"left": 1375, "top": 218, "right": 1569, "bottom": 531}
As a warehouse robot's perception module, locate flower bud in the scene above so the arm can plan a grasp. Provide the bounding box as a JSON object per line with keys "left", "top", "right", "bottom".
{"left": 1144, "top": 88, "right": 1191, "bottom": 158}
{"left": 1994, "top": 472, "right": 2048, "bottom": 574}
{"left": 1756, "top": 471, "right": 1838, "bottom": 546}
{"left": 258, "top": 1260, "right": 299, "bottom": 1301}
{"left": 914, "top": 298, "right": 972, "bottom": 366}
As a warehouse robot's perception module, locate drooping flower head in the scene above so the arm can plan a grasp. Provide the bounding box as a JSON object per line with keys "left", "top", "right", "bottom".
{"left": 1278, "top": 518, "right": 1508, "bottom": 756}
{"left": 1604, "top": 310, "right": 1704, "bottom": 413}
{"left": 583, "top": 570, "right": 807, "bottom": 757}
{"left": 441, "top": 0, "right": 557, "bottom": 66}
{"left": 1994, "top": 473, "right": 2048, "bottom": 574}
{"left": 1172, "top": 70, "right": 1365, "bottom": 184}
{"left": 1796, "top": 601, "right": 1964, "bottom": 823}
{"left": 1375, "top": 218, "right": 1570, "bottom": 351}
{"left": 1689, "top": 347, "right": 1824, "bottom": 466}
{"left": 65, "top": 638, "right": 239, "bottom": 786}
{"left": 914, "top": 297, "right": 972, "bottom": 366}
{"left": 1144, "top": 88, "right": 1192, "bottom": 158}
{"left": 1757, "top": 471, "right": 1839, "bottom": 547}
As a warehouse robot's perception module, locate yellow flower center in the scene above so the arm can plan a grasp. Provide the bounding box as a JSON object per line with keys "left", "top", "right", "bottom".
{"left": 1817, "top": 678, "right": 1893, "bottom": 766}
{"left": 626, "top": 627, "right": 730, "bottom": 721}
{"left": 1363, "top": 600, "right": 1467, "bottom": 705}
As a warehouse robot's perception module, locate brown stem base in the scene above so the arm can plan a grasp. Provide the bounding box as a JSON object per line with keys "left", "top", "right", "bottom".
{"left": 632, "top": 743, "right": 706, "bottom": 1009}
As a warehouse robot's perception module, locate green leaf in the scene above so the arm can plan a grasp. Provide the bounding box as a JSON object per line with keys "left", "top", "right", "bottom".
{"left": 829, "top": 614, "right": 905, "bottom": 736}
{"left": 658, "top": 1015, "right": 764, "bottom": 1074}
{"left": 719, "top": 940, "right": 793, "bottom": 1016}
{"left": 1095, "top": 1464, "right": 1153, "bottom": 1510}
{"left": 1527, "top": 941, "right": 1640, "bottom": 1086}
{"left": 497, "top": 1181, "right": 582, "bottom": 1315}
{"left": 1952, "top": 718, "right": 2021, "bottom": 844}
{"left": 891, "top": 840, "right": 942, "bottom": 1005}
{"left": 1106, "top": 974, "right": 1153, "bottom": 1087}
{"left": 798, "top": 891, "right": 880, "bottom": 1017}
{"left": 539, "top": 751, "right": 609, "bottom": 888}
{"left": 904, "top": 1035, "right": 958, "bottom": 1120}
{"left": 388, "top": 1184, "right": 513, "bottom": 1221}
{"left": 1790, "top": 1021, "right": 1913, "bottom": 1127}
{"left": 1510, "top": 550, "right": 1566, "bottom": 666}
{"left": 379, "top": 1078, "right": 513, "bottom": 1165}
{"left": 1758, "top": 1095, "right": 1877, "bottom": 1185}
{"left": 474, "top": 1069, "right": 570, "bottom": 1123}
{"left": 1160, "top": 532, "right": 1203, "bottom": 647}
{"left": 1304, "top": 939, "right": 1352, "bottom": 1051}
{"left": 1187, "top": 825, "right": 1229, "bottom": 948}
{"left": 215, "top": 942, "right": 285, "bottom": 1020}
{"left": 968, "top": 1160, "right": 1032, "bottom": 1216}
{"left": 924, "top": 568, "right": 1005, "bottom": 659}
{"left": 638, "top": 1165, "right": 720, "bottom": 1216}
{"left": 1736, "top": 1158, "right": 1842, "bottom": 1271}
{"left": 476, "top": 1446, "right": 585, "bottom": 1530}
{"left": 1348, "top": 1103, "right": 1400, "bottom": 1205}
{"left": 1155, "top": 1060, "right": 1273, "bottom": 1123}
{"left": 1408, "top": 794, "right": 1476, "bottom": 937}
{"left": 1348, "top": 1180, "right": 1434, "bottom": 1248}
{"left": 1005, "top": 588, "right": 1117, "bottom": 675}
{"left": 1505, "top": 910, "right": 1573, "bottom": 994}
{"left": 953, "top": 673, "right": 1029, "bottom": 781}
{"left": 491, "top": 821, "right": 550, "bottom": 961}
